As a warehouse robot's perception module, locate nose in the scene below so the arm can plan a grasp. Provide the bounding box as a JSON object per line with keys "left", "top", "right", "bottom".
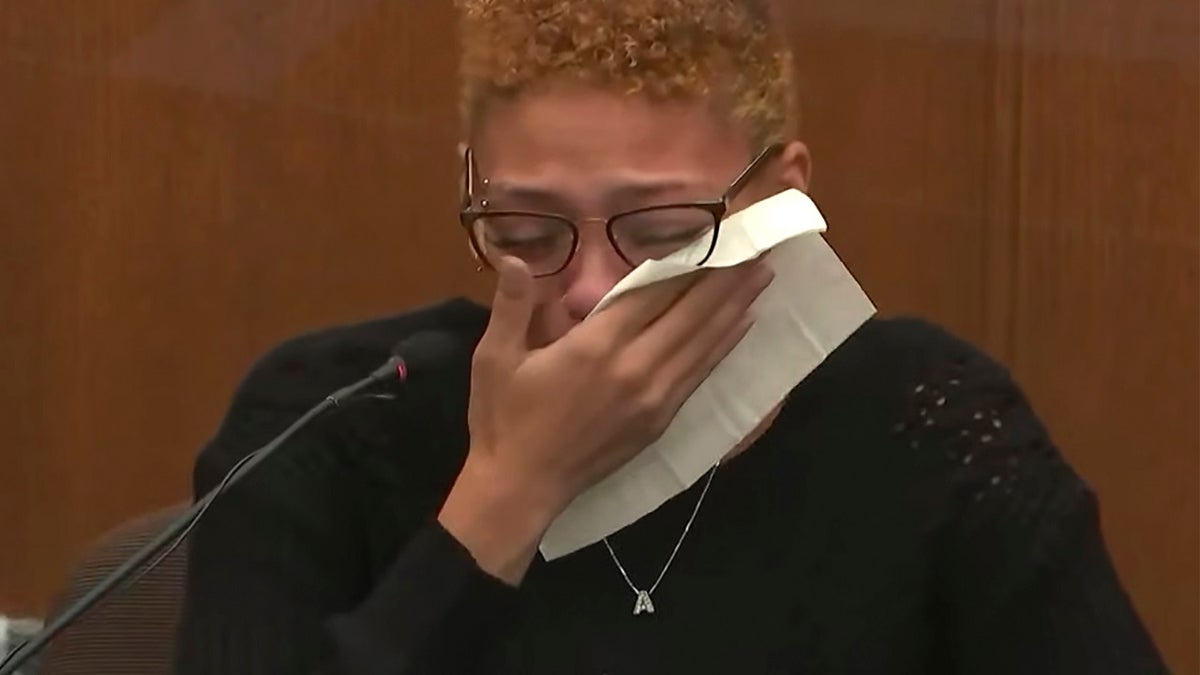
{"left": 559, "top": 221, "right": 631, "bottom": 322}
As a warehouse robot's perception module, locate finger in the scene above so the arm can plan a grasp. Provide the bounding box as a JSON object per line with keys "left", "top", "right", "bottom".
{"left": 658, "top": 264, "right": 770, "bottom": 381}
{"left": 528, "top": 294, "right": 571, "bottom": 349}
{"left": 659, "top": 312, "right": 756, "bottom": 419}
{"left": 477, "top": 256, "right": 537, "bottom": 358}
{"left": 635, "top": 259, "right": 770, "bottom": 366}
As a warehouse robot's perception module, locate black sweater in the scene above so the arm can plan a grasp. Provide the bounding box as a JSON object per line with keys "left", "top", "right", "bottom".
{"left": 175, "top": 298, "right": 1166, "bottom": 674}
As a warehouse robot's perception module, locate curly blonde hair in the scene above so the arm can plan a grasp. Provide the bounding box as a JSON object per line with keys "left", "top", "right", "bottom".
{"left": 457, "top": 0, "right": 798, "bottom": 147}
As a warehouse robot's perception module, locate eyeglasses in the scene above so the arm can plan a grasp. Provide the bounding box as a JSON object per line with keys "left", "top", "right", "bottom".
{"left": 459, "top": 143, "right": 784, "bottom": 277}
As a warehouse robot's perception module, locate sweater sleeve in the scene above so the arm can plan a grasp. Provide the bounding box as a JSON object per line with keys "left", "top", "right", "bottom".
{"left": 897, "top": 337, "right": 1167, "bottom": 674}
{"left": 174, "top": 414, "right": 517, "bottom": 675}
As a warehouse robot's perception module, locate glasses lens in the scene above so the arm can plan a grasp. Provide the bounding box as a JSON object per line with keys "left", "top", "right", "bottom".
{"left": 471, "top": 214, "right": 575, "bottom": 276}
{"left": 610, "top": 207, "right": 718, "bottom": 266}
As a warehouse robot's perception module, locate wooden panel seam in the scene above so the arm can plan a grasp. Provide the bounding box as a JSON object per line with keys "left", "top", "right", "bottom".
{"left": 982, "top": 0, "right": 1024, "bottom": 365}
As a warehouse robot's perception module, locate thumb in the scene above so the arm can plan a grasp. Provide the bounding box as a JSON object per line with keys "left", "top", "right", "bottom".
{"left": 481, "top": 256, "right": 536, "bottom": 352}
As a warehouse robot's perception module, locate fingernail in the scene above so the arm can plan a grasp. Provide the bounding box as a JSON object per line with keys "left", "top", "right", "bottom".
{"left": 751, "top": 259, "right": 773, "bottom": 280}
{"left": 496, "top": 257, "right": 526, "bottom": 296}
{"left": 754, "top": 267, "right": 775, "bottom": 294}
{"left": 732, "top": 260, "right": 757, "bottom": 277}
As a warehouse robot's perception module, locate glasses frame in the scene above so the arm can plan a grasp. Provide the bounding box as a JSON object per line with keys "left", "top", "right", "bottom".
{"left": 459, "top": 142, "right": 784, "bottom": 277}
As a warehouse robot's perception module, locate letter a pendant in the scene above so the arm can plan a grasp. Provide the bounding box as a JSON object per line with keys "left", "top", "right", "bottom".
{"left": 632, "top": 590, "right": 655, "bottom": 616}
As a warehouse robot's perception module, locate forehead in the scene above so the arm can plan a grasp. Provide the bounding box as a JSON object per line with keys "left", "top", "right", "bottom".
{"left": 471, "top": 88, "right": 752, "bottom": 186}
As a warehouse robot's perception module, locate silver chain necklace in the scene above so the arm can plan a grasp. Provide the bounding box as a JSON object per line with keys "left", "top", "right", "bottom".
{"left": 602, "top": 463, "right": 719, "bottom": 616}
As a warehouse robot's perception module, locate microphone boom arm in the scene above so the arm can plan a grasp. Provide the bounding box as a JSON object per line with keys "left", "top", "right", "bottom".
{"left": 0, "top": 355, "right": 405, "bottom": 675}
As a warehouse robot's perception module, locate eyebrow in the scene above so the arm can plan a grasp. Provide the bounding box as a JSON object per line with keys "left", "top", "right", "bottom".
{"left": 486, "top": 178, "right": 721, "bottom": 211}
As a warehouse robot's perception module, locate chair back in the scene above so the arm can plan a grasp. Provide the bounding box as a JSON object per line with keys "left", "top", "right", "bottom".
{"left": 38, "top": 504, "right": 189, "bottom": 675}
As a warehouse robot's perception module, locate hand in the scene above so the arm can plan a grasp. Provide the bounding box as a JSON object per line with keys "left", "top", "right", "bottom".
{"left": 439, "top": 256, "right": 773, "bottom": 583}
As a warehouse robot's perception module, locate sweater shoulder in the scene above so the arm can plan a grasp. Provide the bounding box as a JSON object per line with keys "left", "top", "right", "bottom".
{"left": 781, "top": 315, "right": 1051, "bottom": 506}
{"left": 193, "top": 297, "right": 488, "bottom": 494}
{"left": 845, "top": 315, "right": 991, "bottom": 365}
{"left": 806, "top": 315, "right": 1003, "bottom": 404}
{"left": 237, "top": 297, "right": 487, "bottom": 396}
{"left": 812, "top": 315, "right": 1091, "bottom": 540}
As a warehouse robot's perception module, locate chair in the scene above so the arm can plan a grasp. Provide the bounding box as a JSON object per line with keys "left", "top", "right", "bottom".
{"left": 37, "top": 504, "right": 190, "bottom": 675}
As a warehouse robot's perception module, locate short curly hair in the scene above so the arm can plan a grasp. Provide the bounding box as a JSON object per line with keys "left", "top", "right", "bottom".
{"left": 457, "top": 0, "right": 798, "bottom": 148}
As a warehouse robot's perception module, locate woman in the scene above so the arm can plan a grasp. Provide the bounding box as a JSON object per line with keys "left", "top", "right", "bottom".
{"left": 176, "top": 1, "right": 1166, "bottom": 672}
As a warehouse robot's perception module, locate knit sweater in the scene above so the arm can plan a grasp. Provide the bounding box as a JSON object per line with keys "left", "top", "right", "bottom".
{"left": 174, "top": 297, "right": 1165, "bottom": 674}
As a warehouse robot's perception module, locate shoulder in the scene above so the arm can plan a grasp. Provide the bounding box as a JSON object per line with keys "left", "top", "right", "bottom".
{"left": 795, "top": 315, "right": 1090, "bottom": 529}
{"left": 232, "top": 296, "right": 489, "bottom": 397}
{"left": 828, "top": 313, "right": 1073, "bottom": 469}
{"left": 841, "top": 317, "right": 1071, "bottom": 495}
{"left": 808, "top": 314, "right": 1031, "bottom": 413}
{"left": 825, "top": 315, "right": 994, "bottom": 378}
{"left": 820, "top": 316, "right": 1094, "bottom": 571}
{"left": 795, "top": 315, "right": 1013, "bottom": 420}
{"left": 193, "top": 297, "right": 489, "bottom": 495}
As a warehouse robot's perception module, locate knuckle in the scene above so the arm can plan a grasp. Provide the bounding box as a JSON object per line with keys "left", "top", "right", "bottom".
{"left": 634, "top": 412, "right": 671, "bottom": 446}
{"left": 707, "top": 303, "right": 748, "bottom": 336}
{"left": 471, "top": 344, "right": 498, "bottom": 371}
{"left": 565, "top": 334, "right": 609, "bottom": 364}
{"left": 628, "top": 384, "right": 670, "bottom": 430}
{"left": 609, "top": 358, "right": 651, "bottom": 396}
{"left": 472, "top": 342, "right": 515, "bottom": 379}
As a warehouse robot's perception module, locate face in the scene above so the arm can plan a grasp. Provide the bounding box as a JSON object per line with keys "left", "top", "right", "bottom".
{"left": 469, "top": 87, "right": 811, "bottom": 345}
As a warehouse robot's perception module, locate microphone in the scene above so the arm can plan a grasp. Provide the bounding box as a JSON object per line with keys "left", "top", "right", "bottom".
{"left": 0, "top": 330, "right": 462, "bottom": 675}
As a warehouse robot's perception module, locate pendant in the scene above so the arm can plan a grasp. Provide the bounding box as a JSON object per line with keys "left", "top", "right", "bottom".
{"left": 632, "top": 590, "right": 655, "bottom": 615}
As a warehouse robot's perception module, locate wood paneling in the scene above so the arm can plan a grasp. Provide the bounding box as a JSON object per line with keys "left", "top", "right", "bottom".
{"left": 789, "top": 1, "right": 1198, "bottom": 670}
{"left": 785, "top": 1, "right": 1003, "bottom": 347}
{"left": 1, "top": 0, "right": 1196, "bottom": 670}
{"left": 0, "top": 0, "right": 484, "bottom": 617}
{"left": 1008, "top": 0, "right": 1199, "bottom": 670}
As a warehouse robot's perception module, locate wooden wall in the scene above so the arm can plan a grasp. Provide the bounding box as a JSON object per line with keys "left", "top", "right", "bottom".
{"left": 784, "top": 2, "right": 1198, "bottom": 669}
{"left": 1, "top": 1, "right": 1195, "bottom": 671}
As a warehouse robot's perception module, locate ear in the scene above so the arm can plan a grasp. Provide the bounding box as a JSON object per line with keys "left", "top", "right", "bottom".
{"left": 777, "top": 140, "right": 812, "bottom": 192}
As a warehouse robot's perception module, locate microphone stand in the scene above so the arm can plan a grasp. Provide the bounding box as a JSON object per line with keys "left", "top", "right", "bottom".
{"left": 0, "top": 355, "right": 405, "bottom": 675}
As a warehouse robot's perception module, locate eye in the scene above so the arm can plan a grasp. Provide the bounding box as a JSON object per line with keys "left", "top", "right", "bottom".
{"left": 485, "top": 229, "right": 558, "bottom": 249}
{"left": 474, "top": 215, "right": 573, "bottom": 263}
{"left": 626, "top": 226, "right": 710, "bottom": 246}
{"left": 612, "top": 207, "right": 715, "bottom": 251}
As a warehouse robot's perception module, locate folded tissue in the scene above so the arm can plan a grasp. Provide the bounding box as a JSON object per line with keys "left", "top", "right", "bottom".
{"left": 539, "top": 188, "right": 877, "bottom": 560}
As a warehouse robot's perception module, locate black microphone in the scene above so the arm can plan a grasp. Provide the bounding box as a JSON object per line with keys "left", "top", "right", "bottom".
{"left": 0, "top": 330, "right": 462, "bottom": 675}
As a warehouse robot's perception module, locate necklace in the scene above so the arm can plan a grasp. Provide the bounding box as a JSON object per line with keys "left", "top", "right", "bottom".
{"left": 602, "top": 463, "right": 719, "bottom": 616}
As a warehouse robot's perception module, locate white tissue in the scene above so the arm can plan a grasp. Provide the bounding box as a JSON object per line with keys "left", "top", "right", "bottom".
{"left": 538, "top": 189, "right": 876, "bottom": 560}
